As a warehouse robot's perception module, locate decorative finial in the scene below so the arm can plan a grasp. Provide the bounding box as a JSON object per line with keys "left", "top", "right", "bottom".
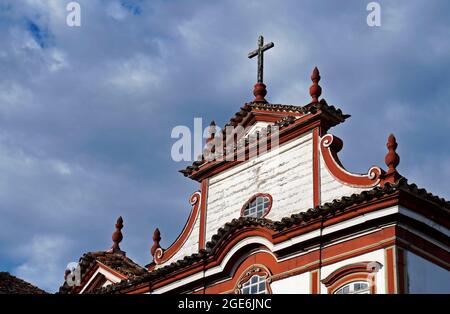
{"left": 109, "top": 216, "right": 125, "bottom": 255}
{"left": 151, "top": 228, "right": 161, "bottom": 257}
{"left": 253, "top": 83, "right": 268, "bottom": 103}
{"left": 309, "top": 66, "right": 322, "bottom": 103}
{"left": 385, "top": 134, "right": 400, "bottom": 173}
{"left": 248, "top": 35, "right": 274, "bottom": 103}
{"left": 381, "top": 134, "right": 402, "bottom": 186}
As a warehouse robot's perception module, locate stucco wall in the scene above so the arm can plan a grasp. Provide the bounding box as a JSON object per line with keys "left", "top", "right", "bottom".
{"left": 318, "top": 148, "right": 368, "bottom": 205}
{"left": 270, "top": 272, "right": 310, "bottom": 294}
{"left": 206, "top": 131, "right": 314, "bottom": 243}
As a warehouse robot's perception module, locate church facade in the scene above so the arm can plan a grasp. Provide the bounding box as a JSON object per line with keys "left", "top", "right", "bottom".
{"left": 59, "top": 38, "right": 450, "bottom": 295}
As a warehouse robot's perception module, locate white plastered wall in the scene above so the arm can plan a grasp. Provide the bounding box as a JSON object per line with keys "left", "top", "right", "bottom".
{"left": 206, "top": 131, "right": 314, "bottom": 243}
{"left": 270, "top": 272, "right": 310, "bottom": 294}
{"left": 318, "top": 148, "right": 369, "bottom": 205}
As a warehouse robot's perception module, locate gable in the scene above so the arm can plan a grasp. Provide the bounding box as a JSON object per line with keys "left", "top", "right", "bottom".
{"left": 79, "top": 262, "right": 126, "bottom": 294}
{"left": 155, "top": 109, "right": 384, "bottom": 269}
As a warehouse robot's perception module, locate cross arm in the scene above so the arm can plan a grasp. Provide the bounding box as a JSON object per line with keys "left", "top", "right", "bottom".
{"left": 262, "top": 42, "right": 274, "bottom": 51}
{"left": 248, "top": 49, "right": 259, "bottom": 59}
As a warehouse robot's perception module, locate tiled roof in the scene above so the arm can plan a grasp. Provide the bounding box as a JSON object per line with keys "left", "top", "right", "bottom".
{"left": 94, "top": 179, "right": 449, "bottom": 294}
{"left": 59, "top": 251, "right": 147, "bottom": 294}
{"left": 0, "top": 272, "right": 47, "bottom": 294}
{"left": 180, "top": 99, "right": 350, "bottom": 178}
{"left": 227, "top": 100, "right": 350, "bottom": 127}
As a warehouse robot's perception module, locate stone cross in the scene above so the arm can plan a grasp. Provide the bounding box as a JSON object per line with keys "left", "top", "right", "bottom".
{"left": 248, "top": 35, "right": 274, "bottom": 83}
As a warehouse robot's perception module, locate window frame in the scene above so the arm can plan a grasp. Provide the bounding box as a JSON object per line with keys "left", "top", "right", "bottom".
{"left": 234, "top": 265, "right": 272, "bottom": 294}
{"left": 321, "top": 261, "right": 382, "bottom": 294}
{"left": 333, "top": 281, "right": 371, "bottom": 294}
{"left": 240, "top": 193, "right": 273, "bottom": 219}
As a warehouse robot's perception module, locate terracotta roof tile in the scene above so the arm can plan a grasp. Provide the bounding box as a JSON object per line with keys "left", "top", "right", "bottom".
{"left": 59, "top": 251, "right": 146, "bottom": 294}
{"left": 0, "top": 272, "right": 47, "bottom": 294}
{"left": 180, "top": 100, "right": 350, "bottom": 178}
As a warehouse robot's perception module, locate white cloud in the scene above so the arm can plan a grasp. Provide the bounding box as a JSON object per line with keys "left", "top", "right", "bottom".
{"left": 13, "top": 235, "right": 72, "bottom": 292}
{"left": 106, "top": 1, "right": 129, "bottom": 21}
{"left": 48, "top": 49, "right": 69, "bottom": 72}
{"left": 0, "top": 82, "right": 33, "bottom": 114}
{"left": 108, "top": 54, "right": 165, "bottom": 92}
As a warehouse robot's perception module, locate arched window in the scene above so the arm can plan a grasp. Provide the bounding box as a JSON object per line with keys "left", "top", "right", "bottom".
{"left": 333, "top": 281, "right": 370, "bottom": 294}
{"left": 321, "top": 261, "right": 382, "bottom": 294}
{"left": 235, "top": 265, "right": 272, "bottom": 294}
{"left": 241, "top": 194, "right": 272, "bottom": 218}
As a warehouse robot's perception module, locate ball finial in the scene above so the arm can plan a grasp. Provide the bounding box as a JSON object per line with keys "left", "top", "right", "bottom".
{"left": 151, "top": 228, "right": 162, "bottom": 258}
{"left": 253, "top": 82, "right": 268, "bottom": 103}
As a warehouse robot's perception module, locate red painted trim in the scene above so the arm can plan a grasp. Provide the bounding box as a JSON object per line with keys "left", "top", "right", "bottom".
{"left": 320, "top": 134, "right": 383, "bottom": 187}
{"left": 321, "top": 261, "right": 381, "bottom": 294}
{"left": 384, "top": 246, "right": 397, "bottom": 294}
{"left": 327, "top": 273, "right": 377, "bottom": 294}
{"left": 199, "top": 180, "right": 208, "bottom": 250}
{"left": 83, "top": 273, "right": 107, "bottom": 293}
{"left": 110, "top": 220, "right": 449, "bottom": 294}
{"left": 239, "top": 193, "right": 273, "bottom": 218}
{"left": 154, "top": 191, "right": 201, "bottom": 265}
{"left": 97, "top": 262, "right": 128, "bottom": 280}
{"left": 312, "top": 127, "right": 320, "bottom": 207}
{"left": 75, "top": 261, "right": 128, "bottom": 294}
{"left": 310, "top": 270, "right": 320, "bottom": 294}
{"left": 144, "top": 227, "right": 395, "bottom": 293}
{"left": 109, "top": 195, "right": 449, "bottom": 294}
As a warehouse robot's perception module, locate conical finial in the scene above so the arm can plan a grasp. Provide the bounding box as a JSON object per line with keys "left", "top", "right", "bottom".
{"left": 381, "top": 134, "right": 402, "bottom": 186}
{"left": 151, "top": 228, "right": 161, "bottom": 257}
{"left": 385, "top": 134, "right": 400, "bottom": 173}
{"left": 109, "top": 216, "right": 125, "bottom": 255}
{"left": 309, "top": 66, "right": 322, "bottom": 103}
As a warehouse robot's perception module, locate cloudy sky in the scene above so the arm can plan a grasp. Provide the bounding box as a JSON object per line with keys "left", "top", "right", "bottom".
{"left": 0, "top": 0, "right": 449, "bottom": 292}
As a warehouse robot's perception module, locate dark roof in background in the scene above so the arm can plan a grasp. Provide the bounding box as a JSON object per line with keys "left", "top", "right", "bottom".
{"left": 59, "top": 251, "right": 147, "bottom": 294}
{"left": 0, "top": 272, "right": 47, "bottom": 294}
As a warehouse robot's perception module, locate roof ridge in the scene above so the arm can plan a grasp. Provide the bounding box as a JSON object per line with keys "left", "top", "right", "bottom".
{"left": 180, "top": 100, "right": 350, "bottom": 178}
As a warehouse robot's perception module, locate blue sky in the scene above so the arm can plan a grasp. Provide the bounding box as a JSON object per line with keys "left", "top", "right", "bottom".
{"left": 0, "top": 0, "right": 449, "bottom": 292}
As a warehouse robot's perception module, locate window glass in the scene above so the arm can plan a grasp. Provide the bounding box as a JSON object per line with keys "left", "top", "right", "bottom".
{"left": 243, "top": 195, "right": 271, "bottom": 218}
{"left": 241, "top": 275, "right": 267, "bottom": 294}
{"left": 334, "top": 281, "right": 370, "bottom": 294}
